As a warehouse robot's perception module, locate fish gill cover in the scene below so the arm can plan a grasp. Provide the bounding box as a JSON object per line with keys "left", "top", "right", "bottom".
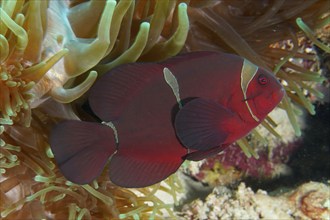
{"left": 0, "top": 0, "right": 329, "bottom": 219}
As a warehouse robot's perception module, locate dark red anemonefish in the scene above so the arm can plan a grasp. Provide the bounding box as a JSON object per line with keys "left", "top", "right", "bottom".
{"left": 50, "top": 51, "right": 285, "bottom": 188}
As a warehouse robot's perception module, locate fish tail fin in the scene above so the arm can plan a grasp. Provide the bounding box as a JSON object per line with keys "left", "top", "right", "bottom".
{"left": 50, "top": 120, "right": 116, "bottom": 184}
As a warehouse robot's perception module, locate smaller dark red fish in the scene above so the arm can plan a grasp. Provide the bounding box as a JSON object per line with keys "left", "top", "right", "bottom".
{"left": 50, "top": 51, "right": 284, "bottom": 188}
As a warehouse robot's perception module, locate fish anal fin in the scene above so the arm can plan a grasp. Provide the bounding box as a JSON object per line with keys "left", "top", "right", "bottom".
{"left": 175, "top": 98, "right": 237, "bottom": 151}
{"left": 50, "top": 121, "right": 116, "bottom": 184}
{"left": 109, "top": 150, "right": 184, "bottom": 188}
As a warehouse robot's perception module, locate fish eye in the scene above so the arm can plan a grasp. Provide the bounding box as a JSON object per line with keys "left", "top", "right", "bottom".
{"left": 258, "top": 74, "right": 268, "bottom": 85}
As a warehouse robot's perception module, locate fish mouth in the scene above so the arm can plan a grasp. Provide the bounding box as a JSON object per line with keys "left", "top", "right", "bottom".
{"left": 274, "top": 87, "right": 285, "bottom": 102}
{"left": 242, "top": 84, "right": 285, "bottom": 102}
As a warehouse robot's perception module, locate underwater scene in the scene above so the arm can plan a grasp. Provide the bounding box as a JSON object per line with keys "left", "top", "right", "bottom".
{"left": 0, "top": 0, "right": 329, "bottom": 219}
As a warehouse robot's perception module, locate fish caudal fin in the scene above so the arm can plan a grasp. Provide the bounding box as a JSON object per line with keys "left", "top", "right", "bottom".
{"left": 175, "top": 98, "right": 233, "bottom": 151}
{"left": 109, "top": 150, "right": 184, "bottom": 188}
{"left": 50, "top": 120, "right": 116, "bottom": 184}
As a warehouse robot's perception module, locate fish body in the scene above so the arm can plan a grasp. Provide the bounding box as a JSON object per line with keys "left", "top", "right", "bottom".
{"left": 50, "top": 51, "right": 284, "bottom": 188}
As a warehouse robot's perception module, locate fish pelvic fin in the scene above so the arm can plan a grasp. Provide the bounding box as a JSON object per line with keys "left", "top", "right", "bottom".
{"left": 185, "top": 145, "right": 228, "bottom": 161}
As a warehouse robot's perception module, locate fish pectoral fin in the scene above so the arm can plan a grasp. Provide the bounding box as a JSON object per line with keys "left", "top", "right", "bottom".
{"left": 50, "top": 121, "right": 116, "bottom": 184}
{"left": 174, "top": 98, "right": 234, "bottom": 151}
{"left": 185, "top": 144, "right": 230, "bottom": 161}
{"left": 109, "top": 151, "right": 184, "bottom": 188}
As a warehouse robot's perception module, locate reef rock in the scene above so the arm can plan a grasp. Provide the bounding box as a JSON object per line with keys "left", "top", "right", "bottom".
{"left": 180, "top": 181, "right": 330, "bottom": 220}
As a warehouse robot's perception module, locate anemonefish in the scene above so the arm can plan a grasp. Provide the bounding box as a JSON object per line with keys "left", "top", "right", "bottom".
{"left": 50, "top": 51, "right": 284, "bottom": 188}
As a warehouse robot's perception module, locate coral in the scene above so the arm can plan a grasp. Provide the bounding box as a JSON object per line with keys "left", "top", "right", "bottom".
{"left": 188, "top": 140, "right": 300, "bottom": 186}
{"left": 180, "top": 181, "right": 330, "bottom": 220}
{"left": 289, "top": 181, "right": 330, "bottom": 220}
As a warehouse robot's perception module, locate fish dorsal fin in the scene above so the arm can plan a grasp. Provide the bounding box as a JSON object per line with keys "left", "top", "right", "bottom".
{"left": 89, "top": 63, "right": 161, "bottom": 121}
{"left": 175, "top": 98, "right": 237, "bottom": 151}
{"left": 163, "top": 67, "right": 182, "bottom": 108}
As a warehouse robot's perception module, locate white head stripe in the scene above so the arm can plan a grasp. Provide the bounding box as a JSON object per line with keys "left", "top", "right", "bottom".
{"left": 163, "top": 67, "right": 182, "bottom": 108}
{"left": 241, "top": 59, "right": 260, "bottom": 122}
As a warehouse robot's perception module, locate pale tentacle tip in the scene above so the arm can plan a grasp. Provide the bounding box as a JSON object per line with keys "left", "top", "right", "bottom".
{"left": 108, "top": 0, "right": 117, "bottom": 6}
{"left": 0, "top": 139, "right": 5, "bottom": 147}
{"left": 295, "top": 129, "right": 302, "bottom": 137}
{"left": 178, "top": 2, "right": 188, "bottom": 9}
{"left": 295, "top": 17, "right": 303, "bottom": 24}
{"left": 141, "top": 22, "right": 151, "bottom": 30}
{"left": 51, "top": 70, "right": 98, "bottom": 103}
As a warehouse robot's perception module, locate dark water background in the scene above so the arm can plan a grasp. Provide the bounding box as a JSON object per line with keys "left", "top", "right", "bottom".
{"left": 247, "top": 101, "right": 330, "bottom": 194}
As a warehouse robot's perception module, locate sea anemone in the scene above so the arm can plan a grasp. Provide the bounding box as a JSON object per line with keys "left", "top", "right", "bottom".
{"left": 0, "top": 1, "right": 67, "bottom": 126}
{"left": 1, "top": 0, "right": 190, "bottom": 123}
{"left": 1, "top": 0, "right": 189, "bottom": 218}
{"left": 185, "top": 0, "right": 329, "bottom": 157}
{"left": 0, "top": 0, "right": 329, "bottom": 219}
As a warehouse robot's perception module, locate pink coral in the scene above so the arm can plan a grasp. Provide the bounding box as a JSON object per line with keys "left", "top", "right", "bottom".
{"left": 192, "top": 139, "right": 301, "bottom": 185}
